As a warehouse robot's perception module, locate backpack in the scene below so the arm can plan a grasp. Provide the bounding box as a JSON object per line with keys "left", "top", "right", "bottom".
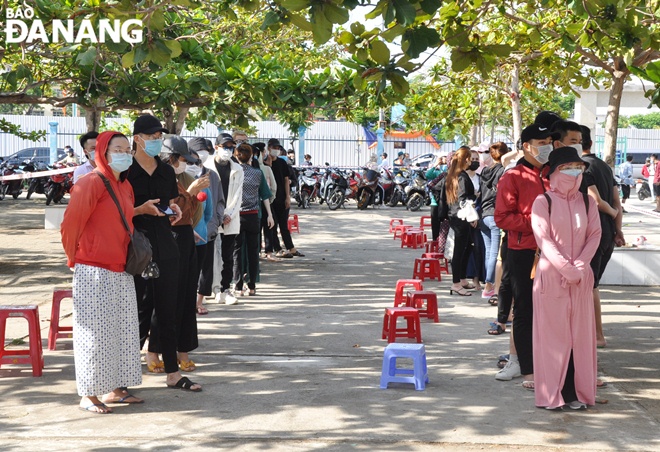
{"left": 433, "top": 176, "right": 448, "bottom": 221}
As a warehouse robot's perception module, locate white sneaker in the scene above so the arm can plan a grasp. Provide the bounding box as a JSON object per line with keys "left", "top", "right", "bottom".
{"left": 568, "top": 400, "right": 587, "bottom": 410}
{"left": 496, "top": 360, "right": 522, "bottom": 381}
{"left": 221, "top": 289, "right": 238, "bottom": 305}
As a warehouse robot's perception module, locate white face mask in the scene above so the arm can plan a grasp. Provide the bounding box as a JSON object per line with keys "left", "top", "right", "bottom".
{"left": 560, "top": 142, "right": 583, "bottom": 154}
{"left": 533, "top": 144, "right": 553, "bottom": 164}
{"left": 174, "top": 161, "right": 187, "bottom": 174}
{"left": 219, "top": 149, "right": 233, "bottom": 161}
{"left": 269, "top": 148, "right": 279, "bottom": 157}
{"left": 559, "top": 168, "right": 583, "bottom": 177}
{"left": 186, "top": 164, "right": 203, "bottom": 177}
{"left": 197, "top": 150, "right": 209, "bottom": 164}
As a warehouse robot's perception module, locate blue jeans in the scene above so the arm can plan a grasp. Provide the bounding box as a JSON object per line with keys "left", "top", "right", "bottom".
{"left": 480, "top": 216, "right": 501, "bottom": 284}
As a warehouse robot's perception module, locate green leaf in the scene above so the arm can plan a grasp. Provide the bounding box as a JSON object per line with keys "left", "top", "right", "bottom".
{"left": 351, "top": 22, "right": 365, "bottom": 35}
{"left": 289, "top": 14, "right": 313, "bottom": 32}
{"left": 564, "top": 22, "right": 583, "bottom": 35}
{"left": 261, "top": 11, "right": 280, "bottom": 30}
{"left": 150, "top": 41, "right": 172, "bottom": 67}
{"left": 370, "top": 39, "right": 390, "bottom": 65}
{"left": 76, "top": 47, "right": 97, "bottom": 66}
{"left": 438, "top": 2, "right": 459, "bottom": 20}
{"left": 485, "top": 44, "right": 512, "bottom": 57}
{"left": 121, "top": 49, "right": 135, "bottom": 68}
{"left": 280, "top": 0, "right": 309, "bottom": 11}
{"left": 134, "top": 45, "right": 149, "bottom": 64}
{"left": 450, "top": 49, "right": 473, "bottom": 73}
{"left": 381, "top": 24, "right": 404, "bottom": 42}
{"left": 393, "top": 0, "right": 417, "bottom": 26}
{"left": 389, "top": 73, "right": 409, "bottom": 95}
{"left": 164, "top": 40, "right": 182, "bottom": 58}
{"left": 561, "top": 34, "right": 576, "bottom": 52}
{"left": 323, "top": 4, "right": 349, "bottom": 24}
{"left": 419, "top": 0, "right": 441, "bottom": 15}
{"left": 338, "top": 31, "right": 355, "bottom": 45}
{"left": 149, "top": 9, "right": 166, "bottom": 31}
{"left": 645, "top": 61, "right": 660, "bottom": 83}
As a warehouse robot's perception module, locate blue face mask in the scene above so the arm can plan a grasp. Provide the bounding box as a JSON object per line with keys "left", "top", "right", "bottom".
{"left": 278, "top": 155, "right": 288, "bottom": 161}
{"left": 88, "top": 151, "right": 95, "bottom": 162}
{"left": 108, "top": 153, "right": 133, "bottom": 173}
{"left": 142, "top": 138, "right": 162, "bottom": 157}
{"left": 559, "top": 168, "right": 583, "bottom": 177}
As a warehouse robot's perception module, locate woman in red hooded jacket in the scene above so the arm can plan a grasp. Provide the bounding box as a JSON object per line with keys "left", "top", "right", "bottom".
{"left": 61, "top": 131, "right": 145, "bottom": 414}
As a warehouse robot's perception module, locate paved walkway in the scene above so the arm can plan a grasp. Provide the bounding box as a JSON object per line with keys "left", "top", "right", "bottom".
{"left": 1, "top": 195, "right": 659, "bottom": 451}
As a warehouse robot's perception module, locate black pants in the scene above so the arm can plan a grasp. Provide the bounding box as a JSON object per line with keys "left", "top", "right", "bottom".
{"left": 430, "top": 205, "right": 440, "bottom": 241}
{"left": 621, "top": 184, "right": 630, "bottom": 200}
{"left": 220, "top": 233, "right": 236, "bottom": 292}
{"left": 467, "top": 226, "right": 485, "bottom": 282}
{"left": 507, "top": 247, "right": 536, "bottom": 375}
{"left": 449, "top": 216, "right": 472, "bottom": 284}
{"left": 271, "top": 201, "right": 294, "bottom": 251}
{"left": 561, "top": 351, "right": 578, "bottom": 403}
{"left": 172, "top": 225, "right": 198, "bottom": 353}
{"left": 233, "top": 213, "right": 260, "bottom": 291}
{"left": 135, "top": 256, "right": 180, "bottom": 374}
{"left": 197, "top": 238, "right": 214, "bottom": 296}
{"left": 261, "top": 201, "right": 275, "bottom": 253}
{"left": 497, "top": 232, "right": 513, "bottom": 325}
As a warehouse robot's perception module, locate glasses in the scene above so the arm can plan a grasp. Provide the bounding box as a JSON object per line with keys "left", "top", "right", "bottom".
{"left": 108, "top": 150, "right": 136, "bottom": 156}
{"left": 223, "top": 146, "right": 235, "bottom": 151}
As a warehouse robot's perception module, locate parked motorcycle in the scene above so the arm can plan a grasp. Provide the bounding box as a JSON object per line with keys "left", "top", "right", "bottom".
{"left": 388, "top": 168, "right": 411, "bottom": 207}
{"left": 636, "top": 177, "right": 652, "bottom": 201}
{"left": 22, "top": 159, "right": 49, "bottom": 200}
{"left": 405, "top": 169, "right": 430, "bottom": 211}
{"left": 325, "top": 167, "right": 359, "bottom": 210}
{"left": 357, "top": 167, "right": 384, "bottom": 210}
{"left": 296, "top": 168, "right": 321, "bottom": 209}
{"left": 45, "top": 163, "right": 74, "bottom": 205}
{"left": 0, "top": 160, "right": 24, "bottom": 200}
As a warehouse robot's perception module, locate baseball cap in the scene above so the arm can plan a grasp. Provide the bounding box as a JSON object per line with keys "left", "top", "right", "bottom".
{"left": 162, "top": 135, "right": 198, "bottom": 163}
{"left": 133, "top": 115, "right": 168, "bottom": 135}
{"left": 520, "top": 124, "right": 560, "bottom": 143}
{"left": 187, "top": 137, "right": 208, "bottom": 153}
{"left": 534, "top": 111, "right": 562, "bottom": 130}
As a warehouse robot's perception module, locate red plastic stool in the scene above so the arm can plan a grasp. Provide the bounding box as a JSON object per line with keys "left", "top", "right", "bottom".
{"left": 425, "top": 240, "right": 440, "bottom": 254}
{"left": 393, "top": 224, "right": 412, "bottom": 240}
{"left": 422, "top": 252, "right": 449, "bottom": 274}
{"left": 394, "top": 279, "right": 424, "bottom": 307}
{"left": 406, "top": 290, "right": 440, "bottom": 322}
{"left": 48, "top": 289, "right": 73, "bottom": 350}
{"left": 381, "top": 307, "right": 422, "bottom": 343}
{"left": 0, "top": 305, "right": 44, "bottom": 376}
{"left": 389, "top": 218, "right": 404, "bottom": 233}
{"left": 412, "top": 258, "right": 442, "bottom": 281}
{"left": 288, "top": 214, "right": 300, "bottom": 233}
{"left": 401, "top": 229, "right": 426, "bottom": 249}
{"left": 419, "top": 216, "right": 432, "bottom": 230}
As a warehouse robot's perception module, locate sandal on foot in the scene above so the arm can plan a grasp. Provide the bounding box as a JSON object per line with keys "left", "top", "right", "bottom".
{"left": 276, "top": 250, "right": 293, "bottom": 258}
{"left": 167, "top": 376, "right": 202, "bottom": 392}
{"left": 196, "top": 306, "right": 209, "bottom": 315}
{"left": 79, "top": 402, "right": 112, "bottom": 414}
{"left": 178, "top": 360, "right": 196, "bottom": 372}
{"left": 488, "top": 295, "right": 499, "bottom": 306}
{"left": 450, "top": 288, "right": 472, "bottom": 296}
{"left": 522, "top": 380, "right": 535, "bottom": 391}
{"left": 488, "top": 324, "right": 506, "bottom": 335}
{"left": 290, "top": 250, "right": 305, "bottom": 257}
{"left": 103, "top": 393, "right": 144, "bottom": 404}
{"left": 461, "top": 283, "right": 476, "bottom": 290}
{"left": 147, "top": 360, "right": 165, "bottom": 374}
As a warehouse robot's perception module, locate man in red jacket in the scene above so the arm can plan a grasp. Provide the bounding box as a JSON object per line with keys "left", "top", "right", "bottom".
{"left": 494, "top": 124, "right": 559, "bottom": 389}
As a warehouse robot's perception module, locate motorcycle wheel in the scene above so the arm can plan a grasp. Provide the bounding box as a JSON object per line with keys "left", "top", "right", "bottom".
{"left": 301, "top": 191, "right": 310, "bottom": 209}
{"left": 12, "top": 191, "right": 21, "bottom": 200}
{"left": 387, "top": 191, "right": 400, "bottom": 207}
{"left": 0, "top": 185, "right": 6, "bottom": 201}
{"left": 357, "top": 190, "right": 371, "bottom": 210}
{"left": 45, "top": 185, "right": 56, "bottom": 206}
{"left": 638, "top": 191, "right": 647, "bottom": 201}
{"left": 326, "top": 188, "right": 345, "bottom": 210}
{"left": 27, "top": 182, "right": 35, "bottom": 200}
{"left": 408, "top": 193, "right": 424, "bottom": 211}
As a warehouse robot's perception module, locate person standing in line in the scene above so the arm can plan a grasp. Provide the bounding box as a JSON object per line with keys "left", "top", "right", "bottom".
{"left": 465, "top": 149, "right": 484, "bottom": 291}
{"left": 127, "top": 115, "right": 201, "bottom": 392}
{"left": 494, "top": 124, "right": 558, "bottom": 389}
{"left": 425, "top": 154, "right": 446, "bottom": 241}
{"left": 61, "top": 131, "right": 145, "bottom": 414}
{"left": 445, "top": 146, "right": 477, "bottom": 296}
{"left": 207, "top": 134, "right": 244, "bottom": 305}
{"left": 188, "top": 138, "right": 225, "bottom": 315}
{"left": 574, "top": 125, "right": 625, "bottom": 349}
{"left": 479, "top": 142, "right": 508, "bottom": 301}
{"left": 268, "top": 138, "right": 304, "bottom": 258}
{"left": 531, "top": 147, "right": 601, "bottom": 410}
{"left": 257, "top": 143, "right": 278, "bottom": 261}
{"left": 619, "top": 154, "right": 634, "bottom": 213}
{"left": 73, "top": 131, "right": 99, "bottom": 184}
{"left": 651, "top": 153, "right": 660, "bottom": 212}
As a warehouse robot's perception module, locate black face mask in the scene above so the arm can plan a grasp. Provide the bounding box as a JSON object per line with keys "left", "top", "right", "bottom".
{"left": 469, "top": 161, "right": 480, "bottom": 171}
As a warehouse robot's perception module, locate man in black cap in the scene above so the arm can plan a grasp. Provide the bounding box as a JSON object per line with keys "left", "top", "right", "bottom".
{"left": 268, "top": 138, "right": 304, "bottom": 258}
{"left": 493, "top": 123, "right": 560, "bottom": 388}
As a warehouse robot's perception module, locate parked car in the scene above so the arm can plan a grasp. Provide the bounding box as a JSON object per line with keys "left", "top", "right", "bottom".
{"left": 1, "top": 147, "right": 66, "bottom": 166}
{"left": 409, "top": 153, "right": 435, "bottom": 169}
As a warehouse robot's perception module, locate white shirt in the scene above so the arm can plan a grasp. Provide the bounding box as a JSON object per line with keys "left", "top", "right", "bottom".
{"left": 73, "top": 160, "right": 94, "bottom": 184}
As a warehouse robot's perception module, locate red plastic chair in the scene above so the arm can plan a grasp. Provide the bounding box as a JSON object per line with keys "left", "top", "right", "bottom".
{"left": 0, "top": 305, "right": 44, "bottom": 376}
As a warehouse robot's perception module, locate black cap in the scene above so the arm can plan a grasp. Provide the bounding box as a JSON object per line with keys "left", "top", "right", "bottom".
{"left": 252, "top": 142, "right": 266, "bottom": 153}
{"left": 187, "top": 137, "right": 208, "bottom": 154}
{"left": 534, "top": 111, "right": 562, "bottom": 130}
{"left": 133, "top": 115, "right": 168, "bottom": 135}
{"left": 520, "top": 124, "right": 560, "bottom": 143}
{"left": 162, "top": 135, "right": 198, "bottom": 163}
{"left": 547, "top": 146, "right": 589, "bottom": 176}
{"left": 267, "top": 138, "right": 281, "bottom": 147}
{"left": 215, "top": 133, "right": 234, "bottom": 146}
{"left": 204, "top": 139, "right": 214, "bottom": 152}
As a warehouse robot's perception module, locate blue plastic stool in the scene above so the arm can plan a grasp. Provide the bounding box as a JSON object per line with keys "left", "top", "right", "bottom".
{"left": 380, "top": 343, "right": 429, "bottom": 390}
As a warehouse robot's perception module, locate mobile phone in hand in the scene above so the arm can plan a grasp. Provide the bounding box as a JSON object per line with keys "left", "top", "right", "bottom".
{"left": 157, "top": 205, "right": 175, "bottom": 216}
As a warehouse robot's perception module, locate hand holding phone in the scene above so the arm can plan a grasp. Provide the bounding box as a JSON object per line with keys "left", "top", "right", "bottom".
{"left": 157, "top": 205, "right": 175, "bottom": 216}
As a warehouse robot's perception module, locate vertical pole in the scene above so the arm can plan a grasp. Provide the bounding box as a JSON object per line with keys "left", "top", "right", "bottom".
{"left": 49, "top": 121, "right": 58, "bottom": 165}
{"left": 377, "top": 125, "right": 385, "bottom": 165}
{"left": 298, "top": 126, "right": 306, "bottom": 166}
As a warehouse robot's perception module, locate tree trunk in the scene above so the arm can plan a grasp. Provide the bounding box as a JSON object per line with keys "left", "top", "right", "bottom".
{"left": 510, "top": 64, "right": 522, "bottom": 145}
{"left": 84, "top": 107, "right": 101, "bottom": 132}
{"left": 603, "top": 58, "right": 627, "bottom": 167}
{"left": 174, "top": 107, "right": 189, "bottom": 135}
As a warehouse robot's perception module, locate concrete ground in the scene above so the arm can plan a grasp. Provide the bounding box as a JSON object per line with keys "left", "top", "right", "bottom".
{"left": 1, "top": 193, "right": 660, "bottom": 451}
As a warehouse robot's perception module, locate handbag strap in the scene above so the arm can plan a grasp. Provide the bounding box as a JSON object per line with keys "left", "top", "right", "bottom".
{"left": 96, "top": 172, "right": 133, "bottom": 239}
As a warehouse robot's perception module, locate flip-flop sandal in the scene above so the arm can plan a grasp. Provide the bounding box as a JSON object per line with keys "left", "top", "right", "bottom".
{"left": 178, "top": 360, "right": 196, "bottom": 372}
{"left": 104, "top": 393, "right": 144, "bottom": 404}
{"left": 167, "top": 376, "right": 202, "bottom": 392}
{"left": 147, "top": 360, "right": 165, "bottom": 373}
{"left": 79, "top": 403, "right": 112, "bottom": 414}
{"left": 291, "top": 250, "right": 305, "bottom": 257}
{"left": 488, "top": 295, "right": 499, "bottom": 306}
{"left": 597, "top": 380, "right": 608, "bottom": 388}
{"left": 522, "top": 381, "right": 535, "bottom": 391}
{"left": 196, "top": 306, "right": 209, "bottom": 315}
{"left": 450, "top": 288, "right": 472, "bottom": 296}
{"left": 487, "top": 324, "right": 506, "bottom": 335}
{"left": 461, "top": 283, "right": 476, "bottom": 290}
